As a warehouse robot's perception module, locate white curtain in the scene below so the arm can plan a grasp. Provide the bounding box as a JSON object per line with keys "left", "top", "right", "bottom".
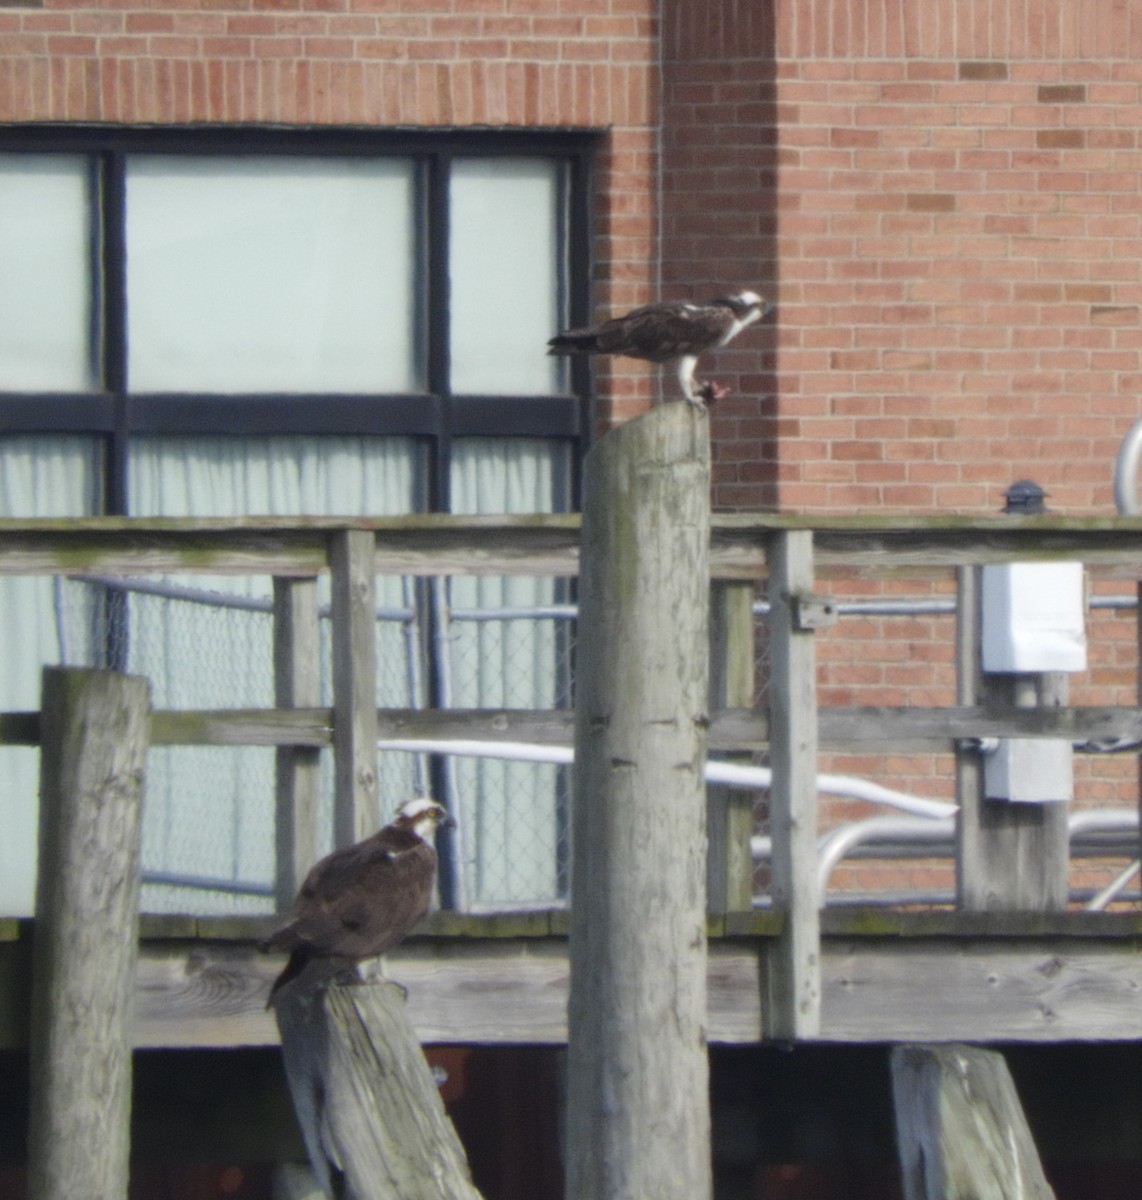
{"left": 0, "top": 438, "right": 101, "bottom": 914}
{"left": 447, "top": 439, "right": 568, "bottom": 906}
{"left": 128, "top": 435, "right": 419, "bottom": 913}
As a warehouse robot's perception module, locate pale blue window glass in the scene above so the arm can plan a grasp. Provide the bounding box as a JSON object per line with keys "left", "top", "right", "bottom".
{"left": 126, "top": 157, "right": 420, "bottom": 393}
{"left": 449, "top": 159, "right": 564, "bottom": 395}
{"left": 0, "top": 156, "right": 95, "bottom": 391}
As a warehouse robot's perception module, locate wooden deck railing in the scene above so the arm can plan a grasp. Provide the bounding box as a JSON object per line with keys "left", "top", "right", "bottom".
{"left": 2, "top": 507, "right": 1142, "bottom": 1040}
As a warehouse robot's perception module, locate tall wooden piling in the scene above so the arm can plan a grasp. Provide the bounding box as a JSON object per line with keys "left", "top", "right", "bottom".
{"left": 27, "top": 667, "right": 150, "bottom": 1200}
{"left": 566, "top": 403, "right": 712, "bottom": 1200}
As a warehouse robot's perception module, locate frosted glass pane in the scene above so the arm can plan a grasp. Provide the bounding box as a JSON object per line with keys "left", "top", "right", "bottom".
{"left": 126, "top": 158, "right": 419, "bottom": 393}
{"left": 450, "top": 159, "right": 563, "bottom": 396}
{"left": 0, "top": 437, "right": 101, "bottom": 915}
{"left": 0, "top": 156, "right": 95, "bottom": 391}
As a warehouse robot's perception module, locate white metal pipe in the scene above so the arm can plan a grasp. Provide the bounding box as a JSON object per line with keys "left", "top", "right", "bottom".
{"left": 814, "top": 816, "right": 956, "bottom": 897}
{"left": 1086, "top": 859, "right": 1142, "bottom": 911}
{"left": 1113, "top": 416, "right": 1142, "bottom": 515}
{"left": 374, "top": 737, "right": 958, "bottom": 819}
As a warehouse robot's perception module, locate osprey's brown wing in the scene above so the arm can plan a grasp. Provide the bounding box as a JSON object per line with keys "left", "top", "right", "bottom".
{"left": 550, "top": 301, "right": 731, "bottom": 363}
{"left": 265, "top": 828, "right": 436, "bottom": 961}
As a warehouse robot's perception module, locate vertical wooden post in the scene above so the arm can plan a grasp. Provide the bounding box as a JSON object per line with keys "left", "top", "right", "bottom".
{"left": 891, "top": 1044, "right": 1056, "bottom": 1200}
{"left": 956, "top": 567, "right": 1069, "bottom": 911}
{"left": 708, "top": 580, "right": 757, "bottom": 914}
{"left": 765, "top": 529, "right": 821, "bottom": 1039}
{"left": 330, "top": 529, "right": 379, "bottom": 848}
{"left": 27, "top": 667, "right": 150, "bottom": 1200}
{"left": 566, "top": 404, "right": 712, "bottom": 1200}
{"left": 273, "top": 576, "right": 323, "bottom": 907}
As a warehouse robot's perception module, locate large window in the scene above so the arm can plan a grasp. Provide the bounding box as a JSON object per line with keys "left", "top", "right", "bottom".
{"left": 0, "top": 126, "right": 594, "bottom": 915}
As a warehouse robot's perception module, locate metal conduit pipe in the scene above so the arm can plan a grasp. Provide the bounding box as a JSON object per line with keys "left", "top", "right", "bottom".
{"left": 814, "top": 816, "right": 956, "bottom": 898}
{"left": 802, "top": 808, "right": 1138, "bottom": 900}
{"left": 1114, "top": 416, "right": 1142, "bottom": 515}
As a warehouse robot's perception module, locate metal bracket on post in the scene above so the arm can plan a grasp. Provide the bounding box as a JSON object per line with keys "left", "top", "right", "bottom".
{"left": 790, "top": 592, "right": 838, "bottom": 633}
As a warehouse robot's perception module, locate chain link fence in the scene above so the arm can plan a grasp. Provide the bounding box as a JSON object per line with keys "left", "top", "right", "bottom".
{"left": 47, "top": 569, "right": 1141, "bottom": 915}
{"left": 52, "top": 573, "right": 574, "bottom": 915}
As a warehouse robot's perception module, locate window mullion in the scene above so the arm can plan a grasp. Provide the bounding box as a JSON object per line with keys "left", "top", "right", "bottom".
{"left": 100, "top": 150, "right": 130, "bottom": 515}
{"left": 425, "top": 152, "right": 451, "bottom": 514}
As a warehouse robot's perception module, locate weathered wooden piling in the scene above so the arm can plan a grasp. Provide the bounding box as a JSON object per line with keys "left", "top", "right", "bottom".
{"left": 273, "top": 978, "right": 484, "bottom": 1200}
{"left": 891, "top": 1043, "right": 1056, "bottom": 1200}
{"left": 566, "top": 402, "right": 712, "bottom": 1200}
{"left": 27, "top": 667, "right": 150, "bottom": 1200}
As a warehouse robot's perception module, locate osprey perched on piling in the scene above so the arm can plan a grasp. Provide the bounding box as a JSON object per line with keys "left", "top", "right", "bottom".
{"left": 263, "top": 797, "right": 454, "bottom": 1006}
{"left": 547, "top": 290, "right": 772, "bottom": 406}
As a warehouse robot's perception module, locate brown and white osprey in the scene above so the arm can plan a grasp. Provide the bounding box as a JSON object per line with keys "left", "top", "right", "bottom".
{"left": 547, "top": 290, "right": 772, "bottom": 406}
{"left": 263, "top": 797, "right": 453, "bottom": 1005}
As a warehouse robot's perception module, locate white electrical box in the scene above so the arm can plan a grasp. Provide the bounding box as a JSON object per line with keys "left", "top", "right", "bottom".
{"left": 980, "top": 561, "right": 1087, "bottom": 674}
{"left": 983, "top": 738, "right": 1074, "bottom": 804}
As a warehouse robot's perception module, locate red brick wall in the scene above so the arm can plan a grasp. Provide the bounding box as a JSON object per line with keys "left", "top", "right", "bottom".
{"left": 665, "top": 0, "right": 1142, "bottom": 518}
{"left": 662, "top": 0, "right": 1142, "bottom": 899}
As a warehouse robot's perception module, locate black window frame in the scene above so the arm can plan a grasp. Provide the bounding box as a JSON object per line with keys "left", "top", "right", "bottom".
{"left": 0, "top": 123, "right": 599, "bottom": 513}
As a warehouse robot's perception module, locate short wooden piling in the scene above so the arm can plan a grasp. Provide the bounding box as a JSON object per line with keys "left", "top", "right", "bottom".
{"left": 27, "top": 667, "right": 150, "bottom": 1200}
{"left": 566, "top": 403, "right": 712, "bottom": 1200}
{"left": 273, "top": 978, "right": 484, "bottom": 1200}
{"left": 891, "top": 1043, "right": 1056, "bottom": 1200}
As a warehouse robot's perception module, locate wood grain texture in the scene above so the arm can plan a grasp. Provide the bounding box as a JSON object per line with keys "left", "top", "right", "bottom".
{"left": 6, "top": 932, "right": 1142, "bottom": 1050}
{"left": 891, "top": 1044, "right": 1056, "bottom": 1200}
{"left": 274, "top": 577, "right": 323, "bottom": 907}
{"left": 27, "top": 668, "right": 150, "bottom": 1200}
{"left": 567, "top": 404, "right": 713, "bottom": 1200}
{"left": 766, "top": 529, "right": 822, "bottom": 1038}
{"left": 274, "top": 978, "right": 484, "bottom": 1200}
{"left": 707, "top": 581, "right": 758, "bottom": 914}
{"left": 331, "top": 530, "right": 380, "bottom": 847}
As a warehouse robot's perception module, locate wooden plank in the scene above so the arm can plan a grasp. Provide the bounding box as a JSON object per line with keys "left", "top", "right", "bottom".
{"left": 766, "top": 528, "right": 822, "bottom": 1038}
{"left": 28, "top": 668, "right": 150, "bottom": 1200}
{"left": 330, "top": 530, "right": 379, "bottom": 847}
{"left": 8, "top": 931, "right": 1142, "bottom": 1050}
{"left": 3, "top": 513, "right": 1142, "bottom": 580}
{"left": 6, "top": 702, "right": 1142, "bottom": 754}
{"left": 0, "top": 516, "right": 582, "bottom": 578}
{"left": 273, "top": 577, "right": 323, "bottom": 908}
{"left": 822, "top": 938, "right": 1142, "bottom": 1041}
{"left": 567, "top": 404, "right": 712, "bottom": 1200}
{"left": 707, "top": 581, "right": 757, "bottom": 914}
{"left": 891, "top": 1044, "right": 1056, "bottom": 1200}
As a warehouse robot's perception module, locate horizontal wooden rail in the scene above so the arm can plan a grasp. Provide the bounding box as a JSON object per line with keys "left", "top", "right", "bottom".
{"left": 4, "top": 705, "right": 1142, "bottom": 753}
{"left": 3, "top": 513, "right": 1142, "bottom": 579}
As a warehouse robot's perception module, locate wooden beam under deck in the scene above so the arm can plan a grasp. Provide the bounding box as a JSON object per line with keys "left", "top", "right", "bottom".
{"left": 3, "top": 914, "right": 1141, "bottom": 1051}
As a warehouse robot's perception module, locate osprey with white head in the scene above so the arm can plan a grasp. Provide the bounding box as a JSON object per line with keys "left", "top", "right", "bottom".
{"left": 547, "top": 289, "right": 773, "bottom": 406}
{"left": 262, "top": 796, "right": 454, "bottom": 1005}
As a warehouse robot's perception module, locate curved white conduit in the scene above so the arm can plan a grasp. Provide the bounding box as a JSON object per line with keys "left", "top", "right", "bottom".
{"left": 1114, "top": 415, "right": 1142, "bottom": 515}
{"left": 376, "top": 737, "right": 958, "bottom": 821}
